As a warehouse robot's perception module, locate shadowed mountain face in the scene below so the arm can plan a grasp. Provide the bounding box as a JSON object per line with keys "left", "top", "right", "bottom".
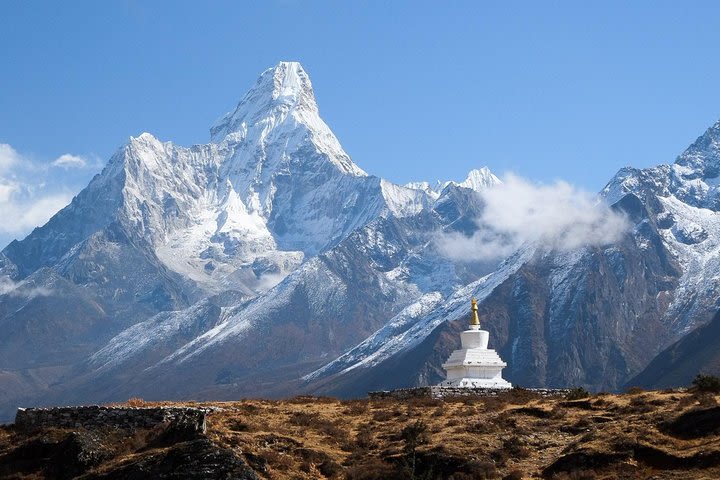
{"left": 628, "top": 309, "right": 720, "bottom": 389}
{"left": 1, "top": 62, "right": 719, "bottom": 420}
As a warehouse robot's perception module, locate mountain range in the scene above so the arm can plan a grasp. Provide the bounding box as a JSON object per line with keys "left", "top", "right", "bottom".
{"left": 1, "top": 61, "right": 719, "bottom": 421}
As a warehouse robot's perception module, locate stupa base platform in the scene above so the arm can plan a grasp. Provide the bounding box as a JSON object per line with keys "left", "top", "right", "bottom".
{"left": 438, "top": 377, "right": 512, "bottom": 389}
{"left": 368, "top": 386, "right": 571, "bottom": 400}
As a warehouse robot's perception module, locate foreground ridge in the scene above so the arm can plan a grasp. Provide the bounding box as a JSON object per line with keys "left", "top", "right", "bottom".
{"left": 2, "top": 389, "right": 719, "bottom": 479}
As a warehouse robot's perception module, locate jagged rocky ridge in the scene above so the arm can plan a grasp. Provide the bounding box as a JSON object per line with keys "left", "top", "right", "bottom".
{"left": 1, "top": 62, "right": 719, "bottom": 419}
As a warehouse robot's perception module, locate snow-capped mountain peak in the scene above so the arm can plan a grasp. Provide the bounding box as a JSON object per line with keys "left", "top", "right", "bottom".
{"left": 210, "top": 61, "right": 318, "bottom": 143}
{"left": 404, "top": 167, "right": 501, "bottom": 198}
{"left": 457, "top": 167, "right": 502, "bottom": 191}
{"left": 209, "top": 60, "right": 365, "bottom": 178}
{"left": 675, "top": 119, "right": 720, "bottom": 177}
{"left": 271, "top": 61, "right": 315, "bottom": 106}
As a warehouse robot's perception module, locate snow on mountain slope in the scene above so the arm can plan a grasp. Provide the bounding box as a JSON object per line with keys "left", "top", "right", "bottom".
{"left": 86, "top": 295, "right": 233, "bottom": 374}
{"left": 601, "top": 119, "right": 720, "bottom": 334}
{"left": 654, "top": 196, "right": 720, "bottom": 332}
{"left": 303, "top": 247, "right": 533, "bottom": 383}
{"left": 57, "top": 175, "right": 503, "bottom": 405}
{"left": 380, "top": 180, "right": 433, "bottom": 217}
{"left": 118, "top": 62, "right": 395, "bottom": 293}
{"left": 303, "top": 201, "right": 679, "bottom": 393}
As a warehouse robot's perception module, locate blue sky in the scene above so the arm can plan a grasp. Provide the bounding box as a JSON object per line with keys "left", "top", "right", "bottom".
{"left": 1, "top": 1, "right": 719, "bottom": 247}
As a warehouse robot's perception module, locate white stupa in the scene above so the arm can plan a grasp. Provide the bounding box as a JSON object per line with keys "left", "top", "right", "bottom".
{"left": 439, "top": 298, "right": 512, "bottom": 388}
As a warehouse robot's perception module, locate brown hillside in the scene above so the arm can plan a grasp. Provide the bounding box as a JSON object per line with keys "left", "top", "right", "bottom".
{"left": 1, "top": 389, "right": 719, "bottom": 479}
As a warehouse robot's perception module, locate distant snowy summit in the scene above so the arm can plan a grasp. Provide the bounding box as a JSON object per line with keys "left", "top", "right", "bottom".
{"left": 405, "top": 167, "right": 501, "bottom": 199}
{"left": 209, "top": 61, "right": 365, "bottom": 177}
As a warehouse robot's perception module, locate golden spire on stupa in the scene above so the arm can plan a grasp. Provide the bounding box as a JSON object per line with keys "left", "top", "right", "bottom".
{"left": 470, "top": 298, "right": 480, "bottom": 326}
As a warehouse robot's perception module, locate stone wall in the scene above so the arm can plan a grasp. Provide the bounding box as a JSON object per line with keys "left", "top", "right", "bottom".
{"left": 368, "top": 386, "right": 571, "bottom": 400}
{"left": 14, "top": 406, "right": 207, "bottom": 434}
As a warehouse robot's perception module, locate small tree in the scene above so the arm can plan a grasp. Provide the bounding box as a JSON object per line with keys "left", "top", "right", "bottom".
{"left": 401, "top": 420, "right": 429, "bottom": 478}
{"left": 692, "top": 373, "right": 720, "bottom": 393}
{"left": 566, "top": 387, "right": 590, "bottom": 400}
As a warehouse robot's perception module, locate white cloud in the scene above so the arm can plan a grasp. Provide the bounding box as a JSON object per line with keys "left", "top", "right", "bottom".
{"left": 0, "top": 144, "right": 22, "bottom": 173}
{"left": 0, "top": 180, "right": 19, "bottom": 203}
{"left": 52, "top": 153, "right": 87, "bottom": 169}
{"left": 0, "top": 144, "right": 100, "bottom": 247}
{"left": 0, "top": 275, "right": 52, "bottom": 298}
{"left": 1, "top": 193, "right": 74, "bottom": 235}
{"left": 255, "top": 271, "right": 286, "bottom": 291}
{"left": 436, "top": 174, "right": 630, "bottom": 261}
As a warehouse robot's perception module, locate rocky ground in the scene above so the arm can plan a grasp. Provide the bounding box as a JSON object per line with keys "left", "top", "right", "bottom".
{"left": 0, "top": 388, "right": 719, "bottom": 479}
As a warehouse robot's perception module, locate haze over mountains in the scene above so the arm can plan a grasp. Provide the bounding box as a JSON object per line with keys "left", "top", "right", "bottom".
{"left": 1, "top": 61, "right": 719, "bottom": 420}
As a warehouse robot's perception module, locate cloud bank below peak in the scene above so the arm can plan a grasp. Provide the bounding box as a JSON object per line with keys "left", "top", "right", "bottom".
{"left": 436, "top": 173, "right": 630, "bottom": 261}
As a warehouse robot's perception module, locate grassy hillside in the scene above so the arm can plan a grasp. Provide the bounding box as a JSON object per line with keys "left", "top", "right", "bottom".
{"left": 1, "top": 388, "right": 719, "bottom": 479}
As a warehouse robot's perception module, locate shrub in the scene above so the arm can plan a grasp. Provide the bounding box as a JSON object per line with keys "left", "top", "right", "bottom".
{"left": 626, "top": 386, "right": 645, "bottom": 395}
{"left": 625, "top": 395, "right": 654, "bottom": 414}
{"left": 345, "top": 457, "right": 396, "bottom": 480}
{"left": 501, "top": 435, "right": 530, "bottom": 459}
{"left": 343, "top": 400, "right": 368, "bottom": 416}
{"left": 676, "top": 395, "right": 695, "bottom": 410}
{"left": 566, "top": 387, "right": 590, "bottom": 400}
{"left": 317, "top": 459, "right": 343, "bottom": 478}
{"left": 285, "top": 395, "right": 338, "bottom": 404}
{"left": 406, "top": 396, "right": 443, "bottom": 408}
{"left": 505, "top": 387, "right": 541, "bottom": 405}
{"left": 691, "top": 374, "right": 720, "bottom": 393}
{"left": 466, "top": 420, "right": 498, "bottom": 435}
{"left": 479, "top": 395, "right": 509, "bottom": 412}
{"left": 463, "top": 460, "right": 498, "bottom": 479}
{"left": 288, "top": 411, "right": 347, "bottom": 442}
{"left": 400, "top": 420, "right": 429, "bottom": 455}
{"left": 261, "top": 449, "right": 294, "bottom": 470}
{"left": 355, "top": 423, "right": 376, "bottom": 450}
{"left": 227, "top": 419, "right": 252, "bottom": 432}
{"left": 694, "top": 392, "right": 718, "bottom": 407}
{"left": 288, "top": 411, "right": 315, "bottom": 426}
{"left": 562, "top": 416, "right": 593, "bottom": 435}
{"left": 551, "top": 470, "right": 597, "bottom": 480}
{"left": 127, "top": 397, "right": 145, "bottom": 407}
{"left": 237, "top": 402, "right": 260, "bottom": 414}
{"left": 371, "top": 409, "right": 394, "bottom": 422}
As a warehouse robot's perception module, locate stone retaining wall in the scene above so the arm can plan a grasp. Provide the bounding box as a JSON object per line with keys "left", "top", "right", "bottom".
{"left": 14, "top": 406, "right": 207, "bottom": 433}
{"left": 368, "top": 386, "right": 572, "bottom": 400}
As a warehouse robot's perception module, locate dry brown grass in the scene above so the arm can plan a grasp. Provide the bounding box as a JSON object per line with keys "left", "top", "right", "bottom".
{"left": 190, "top": 390, "right": 720, "bottom": 479}
{"left": 126, "top": 397, "right": 146, "bottom": 407}
{"left": 2, "top": 390, "right": 720, "bottom": 479}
